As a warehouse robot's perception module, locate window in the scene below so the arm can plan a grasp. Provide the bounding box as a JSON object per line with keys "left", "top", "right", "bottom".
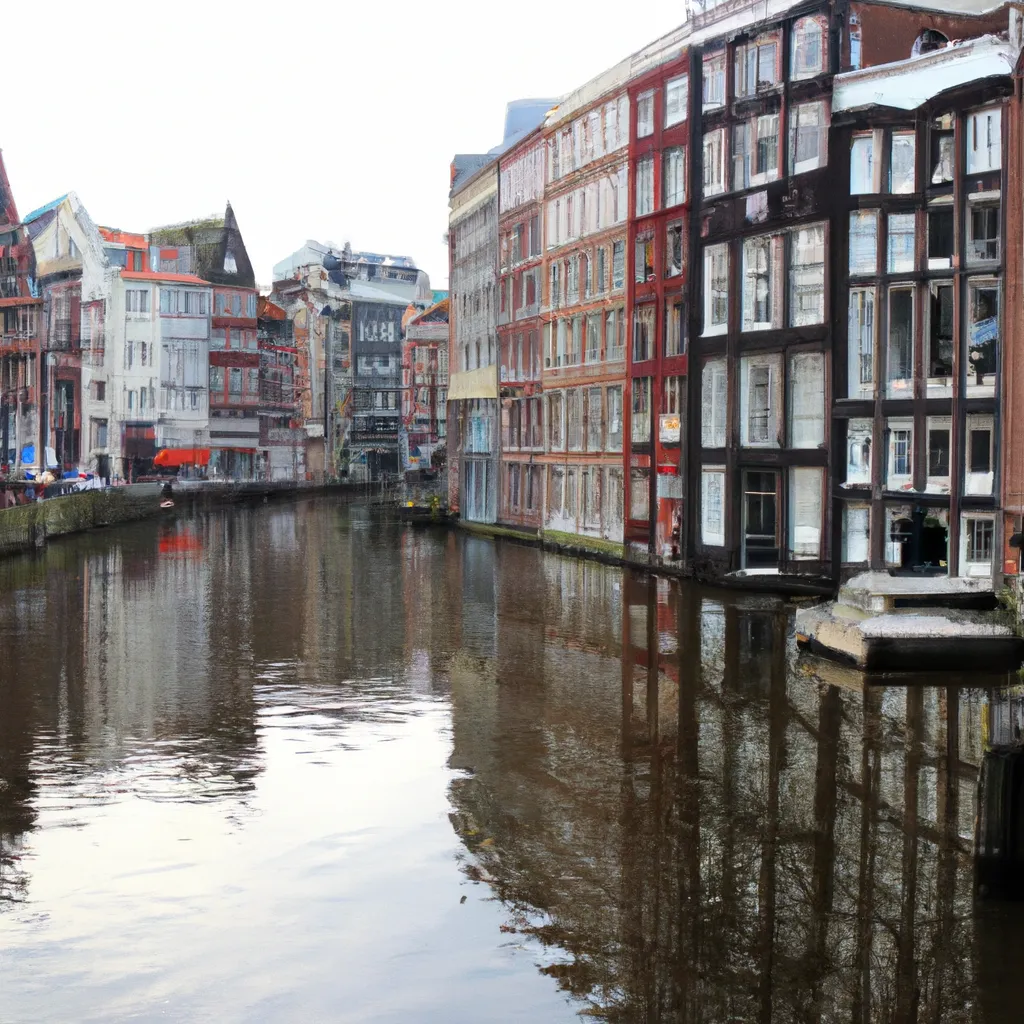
{"left": 209, "top": 366, "right": 224, "bottom": 392}
{"left": 636, "top": 90, "right": 655, "bottom": 137}
{"left": 663, "top": 375, "right": 682, "bottom": 417}
{"left": 581, "top": 254, "right": 591, "bottom": 300}
{"left": 966, "top": 415, "right": 994, "bottom": 495}
{"left": 665, "top": 74, "right": 688, "bottom": 127}
{"left": 630, "top": 469, "right": 649, "bottom": 521}
{"left": 928, "top": 203, "right": 954, "bottom": 267}
{"left": 848, "top": 212, "right": 877, "bottom": 276}
{"left": 612, "top": 241, "right": 625, "bottom": 290}
{"left": 791, "top": 16, "right": 825, "bottom": 80}
{"left": 701, "top": 359, "right": 727, "bottom": 448}
{"left": 566, "top": 256, "right": 579, "bottom": 302}
{"left": 967, "top": 280, "right": 999, "bottom": 393}
{"left": 701, "top": 468, "right": 726, "bottom": 546}
{"left": 550, "top": 263, "right": 560, "bottom": 308}
{"left": 732, "top": 122, "right": 751, "bottom": 191}
{"left": 968, "top": 202, "right": 999, "bottom": 263}
{"left": 632, "top": 377, "right": 651, "bottom": 444}
{"left": 94, "top": 381, "right": 105, "bottom": 402}
{"left": 635, "top": 236, "right": 654, "bottom": 283}
{"left": 247, "top": 293, "right": 257, "bottom": 318}
{"left": 703, "top": 52, "right": 725, "bottom": 110}
{"left": 92, "top": 418, "right": 108, "bottom": 449}
{"left": 585, "top": 312, "right": 601, "bottom": 364}
{"left": 889, "top": 131, "right": 915, "bottom": 193}
{"left": 930, "top": 114, "right": 954, "bottom": 183}
{"left": 665, "top": 221, "right": 683, "bottom": 278}
{"left": 607, "top": 386, "right": 623, "bottom": 451}
{"left": 927, "top": 282, "right": 954, "bottom": 382}
{"left": 846, "top": 419, "right": 873, "bottom": 485}
{"left": 663, "top": 147, "right": 685, "bottom": 207}
{"left": 665, "top": 298, "right": 684, "bottom": 356}
{"left": 789, "top": 224, "right": 825, "bottom": 327}
{"left": 703, "top": 129, "right": 725, "bottom": 197}
{"left": 229, "top": 367, "right": 242, "bottom": 394}
{"left": 966, "top": 107, "right": 1001, "bottom": 173}
{"left": 125, "top": 289, "right": 150, "bottom": 314}
{"left": 887, "top": 420, "right": 913, "bottom": 484}
{"left": 740, "top": 355, "right": 780, "bottom": 447}
{"left": 570, "top": 316, "right": 583, "bottom": 366}
{"left": 586, "top": 388, "right": 602, "bottom": 451}
{"left": 843, "top": 505, "right": 871, "bottom": 563}
{"left": 633, "top": 305, "right": 654, "bottom": 362}
{"left": 567, "top": 389, "right": 583, "bottom": 450}
{"left": 636, "top": 155, "right": 654, "bottom": 216}
{"left": 789, "top": 352, "right": 825, "bottom": 448}
{"left": 548, "top": 391, "right": 564, "bottom": 449}
{"left": 548, "top": 467, "right": 564, "bottom": 519}
{"left": 927, "top": 419, "right": 951, "bottom": 485}
{"left": 704, "top": 244, "right": 729, "bottom": 335}
{"left": 754, "top": 115, "right": 779, "bottom": 184}
{"left": 963, "top": 516, "right": 994, "bottom": 574}
{"left": 887, "top": 287, "right": 914, "bottom": 394}
{"left": 789, "top": 467, "right": 823, "bottom": 559}
{"left": 734, "top": 36, "right": 778, "bottom": 98}
{"left": 566, "top": 467, "right": 579, "bottom": 520}
{"left": 742, "top": 234, "right": 779, "bottom": 331}
{"left": 247, "top": 368, "right": 259, "bottom": 395}
{"left": 595, "top": 247, "right": 606, "bottom": 293}
{"left": 789, "top": 100, "right": 828, "bottom": 175}
{"left": 232, "top": 294, "right": 242, "bottom": 316}
{"left": 887, "top": 213, "right": 915, "bottom": 274}
{"left": 848, "top": 289, "right": 875, "bottom": 397}
{"left": 850, "top": 134, "right": 879, "bottom": 194}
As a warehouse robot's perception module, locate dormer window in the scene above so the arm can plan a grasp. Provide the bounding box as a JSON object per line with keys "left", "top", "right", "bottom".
{"left": 912, "top": 29, "right": 948, "bottom": 57}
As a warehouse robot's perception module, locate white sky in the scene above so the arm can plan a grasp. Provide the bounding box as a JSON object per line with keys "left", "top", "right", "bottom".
{"left": 4, "top": 1, "right": 686, "bottom": 291}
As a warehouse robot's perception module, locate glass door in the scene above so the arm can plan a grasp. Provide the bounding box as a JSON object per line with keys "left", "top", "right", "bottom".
{"left": 743, "top": 469, "right": 779, "bottom": 568}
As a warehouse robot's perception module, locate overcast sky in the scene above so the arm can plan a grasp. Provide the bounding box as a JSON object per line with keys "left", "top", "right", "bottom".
{"left": 4, "top": 1, "right": 686, "bottom": 291}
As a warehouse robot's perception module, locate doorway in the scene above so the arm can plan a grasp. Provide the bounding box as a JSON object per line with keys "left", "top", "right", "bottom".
{"left": 742, "top": 469, "right": 779, "bottom": 568}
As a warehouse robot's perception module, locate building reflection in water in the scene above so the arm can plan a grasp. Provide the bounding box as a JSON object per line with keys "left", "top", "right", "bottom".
{"left": 447, "top": 558, "right": 1024, "bottom": 1023}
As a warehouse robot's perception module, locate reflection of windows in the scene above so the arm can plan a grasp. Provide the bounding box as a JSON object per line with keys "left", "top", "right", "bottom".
{"left": 789, "top": 100, "right": 828, "bottom": 175}
{"left": 967, "top": 107, "right": 1001, "bottom": 173}
{"left": 888, "top": 213, "right": 915, "bottom": 273}
{"left": 848, "top": 211, "right": 877, "bottom": 276}
{"left": 733, "top": 116, "right": 779, "bottom": 189}
{"left": 740, "top": 355, "right": 780, "bottom": 447}
{"left": 927, "top": 424, "right": 950, "bottom": 478}
{"left": 850, "top": 133, "right": 878, "bottom": 194}
{"left": 701, "top": 359, "right": 727, "bottom": 448}
{"left": 665, "top": 75, "right": 688, "bottom": 126}
{"left": 632, "top": 305, "right": 654, "bottom": 362}
{"left": 703, "top": 52, "right": 725, "bottom": 109}
{"left": 888, "top": 421, "right": 913, "bottom": 482}
{"left": 791, "top": 16, "right": 825, "bottom": 80}
{"left": 631, "top": 376, "right": 651, "bottom": 444}
{"left": 887, "top": 287, "right": 914, "bottom": 390}
{"left": 635, "top": 236, "right": 654, "bottom": 283}
{"left": 890, "top": 131, "right": 915, "bottom": 193}
{"left": 789, "top": 224, "right": 826, "bottom": 327}
{"left": 663, "top": 146, "right": 685, "bottom": 207}
{"left": 848, "top": 288, "right": 875, "bottom": 397}
{"left": 703, "top": 244, "right": 729, "bottom": 335}
{"left": 701, "top": 467, "right": 726, "bottom": 546}
{"left": 967, "top": 280, "right": 999, "bottom": 390}
{"left": 703, "top": 129, "right": 725, "bottom": 196}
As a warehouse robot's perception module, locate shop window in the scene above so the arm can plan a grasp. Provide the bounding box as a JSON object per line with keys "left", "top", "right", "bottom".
{"left": 847, "top": 288, "right": 875, "bottom": 398}
{"left": 665, "top": 221, "right": 683, "bottom": 278}
{"left": 789, "top": 100, "right": 828, "bottom": 175}
{"left": 842, "top": 504, "right": 871, "bottom": 562}
{"left": 665, "top": 298, "right": 685, "bottom": 356}
{"left": 789, "top": 467, "right": 823, "bottom": 559}
{"left": 665, "top": 74, "right": 688, "bottom": 127}
{"left": 930, "top": 114, "right": 954, "bottom": 183}
{"left": 850, "top": 133, "right": 880, "bottom": 194}
{"left": 703, "top": 52, "right": 725, "bottom": 110}
{"left": 887, "top": 419, "right": 913, "bottom": 488}
{"left": 887, "top": 213, "right": 916, "bottom": 273}
{"left": 701, "top": 359, "right": 727, "bottom": 448}
{"left": 966, "top": 280, "right": 999, "bottom": 395}
{"left": 703, "top": 129, "right": 726, "bottom": 197}
{"left": 788, "top": 351, "right": 825, "bottom": 448}
{"left": 633, "top": 304, "right": 654, "bottom": 362}
{"left": 742, "top": 233, "right": 781, "bottom": 331}
{"left": 631, "top": 376, "right": 652, "bottom": 444}
{"left": 927, "top": 203, "right": 954, "bottom": 268}
{"left": 927, "top": 282, "right": 954, "bottom": 391}
{"left": 886, "top": 287, "right": 914, "bottom": 396}
{"left": 961, "top": 515, "right": 994, "bottom": 577}
{"left": 968, "top": 201, "right": 1000, "bottom": 263}
{"left": 846, "top": 418, "right": 872, "bottom": 485}
{"left": 791, "top": 16, "right": 825, "bottom": 80}
{"left": 926, "top": 416, "right": 951, "bottom": 492}
{"left": 636, "top": 155, "right": 654, "bottom": 216}
{"left": 889, "top": 131, "right": 916, "bottom": 193}
{"left": 966, "top": 415, "right": 994, "bottom": 496}
{"left": 636, "top": 90, "right": 655, "bottom": 138}
{"left": 966, "top": 107, "right": 1001, "bottom": 174}
{"left": 735, "top": 35, "right": 778, "bottom": 97}
{"left": 789, "top": 224, "right": 825, "bottom": 327}
{"left": 848, "top": 211, "right": 878, "bottom": 276}
{"left": 703, "top": 243, "right": 729, "bottom": 335}
{"left": 701, "top": 468, "right": 726, "bottom": 546}
{"left": 663, "top": 146, "right": 686, "bottom": 207}
{"left": 740, "top": 354, "right": 781, "bottom": 447}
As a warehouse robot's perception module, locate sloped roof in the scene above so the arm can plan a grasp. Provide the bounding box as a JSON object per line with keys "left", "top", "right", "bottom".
{"left": 21, "top": 193, "right": 68, "bottom": 226}
{"left": 150, "top": 202, "right": 256, "bottom": 288}
{"left": 408, "top": 297, "right": 449, "bottom": 325}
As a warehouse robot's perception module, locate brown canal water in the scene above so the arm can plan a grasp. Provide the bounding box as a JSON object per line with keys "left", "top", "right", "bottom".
{"left": 1, "top": 499, "right": 1023, "bottom": 1022}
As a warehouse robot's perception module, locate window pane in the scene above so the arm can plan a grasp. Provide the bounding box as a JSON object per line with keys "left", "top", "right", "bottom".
{"left": 789, "top": 467, "right": 823, "bottom": 559}
{"left": 887, "top": 213, "right": 916, "bottom": 273}
{"left": 890, "top": 132, "right": 915, "bottom": 193}
{"left": 789, "top": 224, "right": 825, "bottom": 327}
{"left": 701, "top": 469, "right": 726, "bottom": 545}
{"left": 850, "top": 135, "right": 876, "bottom": 194}
{"left": 842, "top": 505, "right": 870, "bottom": 562}
{"left": 887, "top": 288, "right": 914, "bottom": 391}
{"left": 848, "top": 289, "right": 875, "bottom": 397}
{"left": 967, "top": 281, "right": 999, "bottom": 392}
{"left": 789, "top": 100, "right": 827, "bottom": 175}
{"left": 849, "top": 211, "right": 877, "bottom": 275}
{"left": 704, "top": 244, "right": 729, "bottom": 334}
{"left": 789, "top": 352, "right": 825, "bottom": 448}
{"left": 665, "top": 75, "right": 688, "bottom": 127}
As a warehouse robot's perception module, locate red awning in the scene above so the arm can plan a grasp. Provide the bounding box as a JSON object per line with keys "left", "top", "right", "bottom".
{"left": 153, "top": 447, "right": 211, "bottom": 468}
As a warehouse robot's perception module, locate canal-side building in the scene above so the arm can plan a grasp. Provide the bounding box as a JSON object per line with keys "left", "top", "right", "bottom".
{"left": 401, "top": 297, "right": 449, "bottom": 472}
{"left": 497, "top": 129, "right": 546, "bottom": 532}
{"left": 257, "top": 296, "right": 304, "bottom": 481}
{"left": 625, "top": 50, "right": 691, "bottom": 564}
{"left": 0, "top": 152, "right": 43, "bottom": 472}
{"left": 448, "top": 157, "right": 500, "bottom": 522}
{"left": 830, "top": 32, "right": 1016, "bottom": 581}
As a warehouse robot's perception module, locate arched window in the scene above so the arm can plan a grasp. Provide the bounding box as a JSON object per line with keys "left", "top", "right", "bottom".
{"left": 791, "top": 17, "right": 825, "bottom": 80}
{"left": 912, "top": 29, "right": 948, "bottom": 57}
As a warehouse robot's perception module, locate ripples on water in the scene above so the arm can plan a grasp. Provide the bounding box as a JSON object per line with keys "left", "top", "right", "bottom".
{"left": 0, "top": 500, "right": 1023, "bottom": 1022}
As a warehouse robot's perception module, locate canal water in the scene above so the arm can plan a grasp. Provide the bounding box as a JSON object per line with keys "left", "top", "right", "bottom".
{"left": 1, "top": 499, "right": 1022, "bottom": 1022}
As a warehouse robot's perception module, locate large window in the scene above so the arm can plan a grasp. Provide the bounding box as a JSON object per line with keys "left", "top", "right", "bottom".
{"left": 701, "top": 468, "right": 726, "bottom": 546}
{"left": 850, "top": 133, "right": 879, "bottom": 194}
{"left": 606, "top": 386, "right": 623, "bottom": 451}
{"left": 890, "top": 131, "right": 916, "bottom": 193}
{"left": 848, "top": 288, "right": 875, "bottom": 398}
{"left": 791, "top": 16, "right": 825, "bottom": 80}
{"left": 927, "top": 282, "right": 954, "bottom": 387}
{"left": 849, "top": 212, "right": 878, "bottom": 276}
{"left": 665, "top": 221, "right": 683, "bottom": 278}
{"left": 548, "top": 391, "right": 564, "bottom": 450}
{"left": 703, "top": 52, "right": 725, "bottom": 110}
{"left": 606, "top": 307, "right": 625, "bottom": 361}
{"left": 887, "top": 213, "right": 916, "bottom": 274}
{"left": 740, "top": 355, "right": 781, "bottom": 447}
{"left": 612, "top": 240, "right": 625, "bottom": 290}
{"left": 631, "top": 377, "right": 651, "bottom": 444}
{"left": 846, "top": 419, "right": 873, "bottom": 485}
{"left": 887, "top": 419, "right": 913, "bottom": 487}
{"left": 663, "top": 146, "right": 686, "bottom": 207}
{"left": 967, "top": 280, "right": 999, "bottom": 394}
{"left": 701, "top": 359, "right": 727, "bottom": 448}
{"left": 843, "top": 505, "right": 871, "bottom": 563}
{"left": 966, "top": 107, "right": 1001, "bottom": 173}
{"left": 734, "top": 35, "right": 778, "bottom": 97}
{"left": 789, "top": 224, "right": 826, "bottom": 327}
{"left": 741, "top": 234, "right": 779, "bottom": 331}
{"left": 665, "top": 75, "right": 688, "bottom": 127}
{"left": 567, "top": 389, "right": 583, "bottom": 450}
{"left": 789, "top": 351, "right": 825, "bottom": 448}
{"left": 636, "top": 90, "right": 655, "bottom": 138}
{"left": 633, "top": 304, "right": 654, "bottom": 362}
{"left": 789, "top": 467, "right": 823, "bottom": 559}
{"left": 789, "top": 100, "right": 828, "bottom": 175}
{"left": 586, "top": 388, "right": 602, "bottom": 451}
{"left": 887, "top": 287, "right": 914, "bottom": 395}
{"left": 961, "top": 515, "right": 994, "bottom": 577}
{"left": 665, "top": 298, "right": 684, "bottom": 356}
{"left": 636, "top": 156, "right": 654, "bottom": 216}
{"left": 968, "top": 200, "right": 1000, "bottom": 264}
{"left": 928, "top": 203, "right": 954, "bottom": 268}
{"left": 966, "top": 414, "right": 994, "bottom": 496}
{"left": 926, "top": 416, "right": 951, "bottom": 491}
{"left": 733, "top": 116, "right": 779, "bottom": 190}
{"left": 703, "top": 244, "right": 729, "bottom": 335}
{"left": 703, "top": 129, "right": 726, "bottom": 197}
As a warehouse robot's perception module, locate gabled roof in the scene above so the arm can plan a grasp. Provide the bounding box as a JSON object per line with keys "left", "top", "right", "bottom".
{"left": 21, "top": 193, "right": 68, "bottom": 226}
{"left": 408, "top": 297, "right": 449, "bottom": 325}
{"left": 150, "top": 202, "right": 256, "bottom": 288}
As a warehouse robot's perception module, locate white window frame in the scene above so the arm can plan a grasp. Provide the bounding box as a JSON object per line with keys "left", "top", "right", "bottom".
{"left": 664, "top": 74, "right": 688, "bottom": 127}
{"left": 846, "top": 418, "right": 873, "bottom": 486}
{"left": 960, "top": 513, "right": 995, "bottom": 578}
{"left": 789, "top": 467, "right": 823, "bottom": 560}
{"left": 701, "top": 359, "right": 727, "bottom": 448}
{"left": 848, "top": 288, "right": 875, "bottom": 398}
{"left": 703, "top": 128, "right": 726, "bottom": 197}
{"left": 788, "top": 351, "right": 825, "bottom": 449}
{"left": 740, "top": 353, "right": 782, "bottom": 448}
{"left": 965, "top": 413, "right": 995, "bottom": 496}
{"left": 636, "top": 155, "right": 655, "bottom": 216}
{"left": 789, "top": 223, "right": 826, "bottom": 328}
{"left": 663, "top": 146, "right": 686, "bottom": 207}
{"left": 701, "top": 467, "right": 726, "bottom": 546}
{"left": 966, "top": 107, "right": 1001, "bottom": 174}
{"left": 636, "top": 90, "right": 655, "bottom": 138}
{"left": 742, "top": 233, "right": 782, "bottom": 332}
{"left": 703, "top": 243, "right": 729, "bottom": 336}
{"left": 850, "top": 132, "right": 881, "bottom": 195}
{"left": 890, "top": 131, "right": 916, "bottom": 194}
{"left": 886, "top": 418, "right": 914, "bottom": 489}
{"left": 702, "top": 53, "right": 725, "bottom": 110}
{"left": 791, "top": 16, "right": 825, "bottom": 81}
